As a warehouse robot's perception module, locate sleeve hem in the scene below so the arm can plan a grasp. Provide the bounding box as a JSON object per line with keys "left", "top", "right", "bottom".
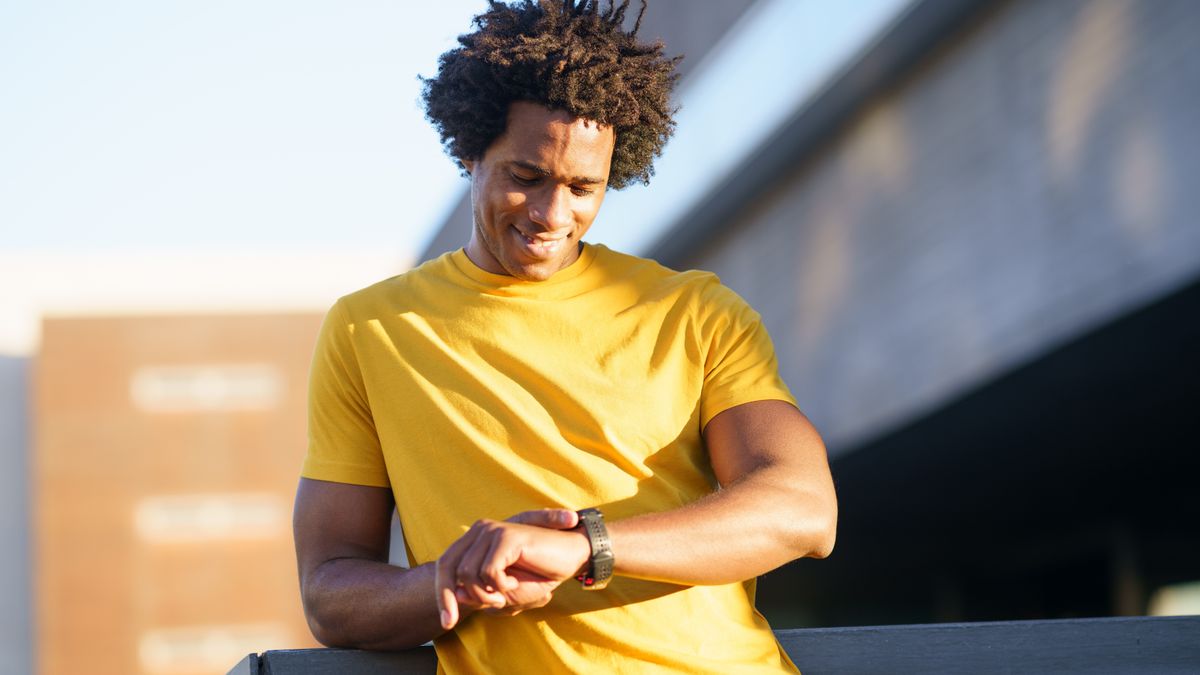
{"left": 301, "top": 456, "right": 391, "bottom": 489}
{"left": 701, "top": 390, "right": 798, "bottom": 430}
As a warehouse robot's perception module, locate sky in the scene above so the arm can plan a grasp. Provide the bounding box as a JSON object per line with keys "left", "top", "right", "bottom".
{"left": 597, "top": 0, "right": 912, "bottom": 254}
{"left": 0, "top": 0, "right": 486, "bottom": 255}
{"left": 0, "top": 0, "right": 914, "bottom": 355}
{"left": 0, "top": 0, "right": 915, "bottom": 258}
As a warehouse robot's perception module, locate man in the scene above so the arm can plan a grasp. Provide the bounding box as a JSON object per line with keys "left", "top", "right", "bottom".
{"left": 293, "top": 1, "right": 837, "bottom": 672}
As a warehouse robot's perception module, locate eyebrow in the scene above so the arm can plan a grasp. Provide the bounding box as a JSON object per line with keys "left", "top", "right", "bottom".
{"left": 510, "top": 160, "right": 606, "bottom": 186}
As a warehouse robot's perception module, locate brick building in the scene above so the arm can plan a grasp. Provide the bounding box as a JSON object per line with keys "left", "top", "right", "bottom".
{"left": 34, "top": 313, "right": 324, "bottom": 674}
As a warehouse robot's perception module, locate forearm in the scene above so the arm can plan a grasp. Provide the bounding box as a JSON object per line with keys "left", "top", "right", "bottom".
{"left": 602, "top": 400, "right": 837, "bottom": 586}
{"left": 607, "top": 464, "right": 837, "bottom": 586}
{"left": 302, "top": 558, "right": 459, "bottom": 650}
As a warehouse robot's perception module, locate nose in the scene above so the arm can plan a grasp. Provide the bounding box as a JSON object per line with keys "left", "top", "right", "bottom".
{"left": 528, "top": 186, "right": 572, "bottom": 231}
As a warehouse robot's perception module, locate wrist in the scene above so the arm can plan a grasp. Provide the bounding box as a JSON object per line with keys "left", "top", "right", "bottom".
{"left": 575, "top": 508, "right": 614, "bottom": 590}
{"left": 569, "top": 525, "right": 591, "bottom": 578}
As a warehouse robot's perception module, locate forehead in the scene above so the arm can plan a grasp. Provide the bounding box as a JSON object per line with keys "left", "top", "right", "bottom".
{"left": 488, "top": 101, "right": 615, "bottom": 177}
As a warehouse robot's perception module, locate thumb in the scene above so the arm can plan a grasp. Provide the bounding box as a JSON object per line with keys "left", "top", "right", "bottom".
{"left": 506, "top": 508, "right": 579, "bottom": 530}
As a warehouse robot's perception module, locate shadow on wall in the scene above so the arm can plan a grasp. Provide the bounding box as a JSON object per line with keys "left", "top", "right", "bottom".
{"left": 752, "top": 0, "right": 1192, "bottom": 452}
{"left": 680, "top": 0, "right": 1200, "bottom": 630}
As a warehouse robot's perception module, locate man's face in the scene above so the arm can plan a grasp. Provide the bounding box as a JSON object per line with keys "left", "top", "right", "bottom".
{"left": 462, "top": 101, "right": 615, "bottom": 281}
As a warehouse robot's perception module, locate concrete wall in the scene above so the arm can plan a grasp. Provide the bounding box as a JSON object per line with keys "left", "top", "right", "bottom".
{"left": 0, "top": 356, "right": 31, "bottom": 675}
{"left": 684, "top": 0, "right": 1200, "bottom": 453}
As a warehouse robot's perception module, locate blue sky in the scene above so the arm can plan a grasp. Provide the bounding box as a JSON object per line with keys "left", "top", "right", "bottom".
{"left": 0, "top": 0, "right": 485, "bottom": 254}
{"left": 1, "top": 0, "right": 913, "bottom": 259}
{"left": 0, "top": 0, "right": 918, "bottom": 356}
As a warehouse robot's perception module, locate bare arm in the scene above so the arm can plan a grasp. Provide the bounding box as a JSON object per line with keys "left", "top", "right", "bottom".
{"left": 607, "top": 399, "right": 837, "bottom": 584}
{"left": 293, "top": 478, "right": 447, "bottom": 650}
{"left": 435, "top": 399, "right": 837, "bottom": 628}
{"left": 294, "top": 478, "right": 583, "bottom": 648}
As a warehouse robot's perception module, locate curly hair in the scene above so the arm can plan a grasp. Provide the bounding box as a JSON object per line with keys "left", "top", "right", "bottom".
{"left": 421, "top": 0, "right": 681, "bottom": 190}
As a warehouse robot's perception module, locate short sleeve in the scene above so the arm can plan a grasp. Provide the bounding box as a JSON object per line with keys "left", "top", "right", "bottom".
{"left": 301, "top": 299, "right": 391, "bottom": 488}
{"left": 698, "top": 280, "right": 797, "bottom": 428}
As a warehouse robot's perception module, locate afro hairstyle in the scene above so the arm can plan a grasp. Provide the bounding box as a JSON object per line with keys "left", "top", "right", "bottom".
{"left": 421, "top": 0, "right": 682, "bottom": 190}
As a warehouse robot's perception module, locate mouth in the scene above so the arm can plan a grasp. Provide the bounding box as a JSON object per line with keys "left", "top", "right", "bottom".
{"left": 513, "top": 227, "right": 570, "bottom": 259}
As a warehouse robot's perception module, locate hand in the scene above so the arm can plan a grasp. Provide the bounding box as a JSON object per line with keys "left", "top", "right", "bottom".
{"left": 451, "top": 510, "right": 578, "bottom": 615}
{"left": 435, "top": 508, "right": 591, "bottom": 630}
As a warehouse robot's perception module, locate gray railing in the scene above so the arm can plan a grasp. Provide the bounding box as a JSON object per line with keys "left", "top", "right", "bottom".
{"left": 227, "top": 615, "right": 1199, "bottom": 674}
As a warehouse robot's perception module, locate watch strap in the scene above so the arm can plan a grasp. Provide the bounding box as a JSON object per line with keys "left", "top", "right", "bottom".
{"left": 575, "top": 508, "right": 614, "bottom": 590}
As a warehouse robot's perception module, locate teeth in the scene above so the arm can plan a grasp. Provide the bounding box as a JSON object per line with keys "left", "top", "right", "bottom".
{"left": 521, "top": 232, "right": 564, "bottom": 252}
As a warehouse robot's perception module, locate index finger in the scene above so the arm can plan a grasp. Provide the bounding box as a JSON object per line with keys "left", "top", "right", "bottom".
{"left": 507, "top": 508, "right": 578, "bottom": 529}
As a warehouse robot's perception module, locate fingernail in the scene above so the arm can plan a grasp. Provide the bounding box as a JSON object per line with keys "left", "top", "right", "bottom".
{"left": 441, "top": 610, "right": 451, "bottom": 627}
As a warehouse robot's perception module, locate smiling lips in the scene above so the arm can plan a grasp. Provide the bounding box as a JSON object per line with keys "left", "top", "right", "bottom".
{"left": 514, "top": 227, "right": 569, "bottom": 258}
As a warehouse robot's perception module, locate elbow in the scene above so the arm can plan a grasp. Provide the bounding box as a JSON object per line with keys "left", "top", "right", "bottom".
{"left": 299, "top": 570, "right": 431, "bottom": 651}
{"left": 304, "top": 613, "right": 348, "bottom": 650}
{"left": 303, "top": 601, "right": 374, "bottom": 650}
{"left": 807, "top": 515, "right": 837, "bottom": 559}
{"left": 299, "top": 571, "right": 364, "bottom": 649}
{"left": 306, "top": 619, "right": 340, "bottom": 649}
{"left": 811, "top": 493, "right": 838, "bottom": 559}
{"left": 300, "top": 588, "right": 347, "bottom": 648}
{"left": 805, "top": 474, "right": 838, "bottom": 559}
{"left": 785, "top": 493, "right": 838, "bottom": 561}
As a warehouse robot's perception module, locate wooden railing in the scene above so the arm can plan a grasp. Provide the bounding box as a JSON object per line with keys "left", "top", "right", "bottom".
{"left": 227, "top": 615, "right": 1199, "bottom": 674}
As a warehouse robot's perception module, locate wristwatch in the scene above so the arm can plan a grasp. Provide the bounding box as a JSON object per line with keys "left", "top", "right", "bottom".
{"left": 575, "top": 508, "right": 614, "bottom": 590}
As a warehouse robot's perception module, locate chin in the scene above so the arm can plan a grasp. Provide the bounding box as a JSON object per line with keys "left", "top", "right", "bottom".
{"left": 498, "top": 248, "right": 577, "bottom": 282}
{"left": 505, "top": 262, "right": 560, "bottom": 282}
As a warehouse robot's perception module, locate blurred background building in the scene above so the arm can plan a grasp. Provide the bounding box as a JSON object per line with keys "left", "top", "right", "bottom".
{"left": 35, "top": 314, "right": 323, "bottom": 675}
{"left": 2, "top": 0, "right": 1199, "bottom": 673}
{"left": 1, "top": 254, "right": 405, "bottom": 675}
{"left": 422, "top": 0, "right": 1200, "bottom": 629}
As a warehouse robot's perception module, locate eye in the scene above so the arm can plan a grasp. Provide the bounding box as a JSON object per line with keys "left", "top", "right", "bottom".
{"left": 570, "top": 186, "right": 595, "bottom": 197}
{"left": 510, "top": 172, "right": 539, "bottom": 186}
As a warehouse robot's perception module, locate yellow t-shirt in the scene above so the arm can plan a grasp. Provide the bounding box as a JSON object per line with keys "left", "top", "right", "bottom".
{"left": 303, "top": 243, "right": 799, "bottom": 674}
